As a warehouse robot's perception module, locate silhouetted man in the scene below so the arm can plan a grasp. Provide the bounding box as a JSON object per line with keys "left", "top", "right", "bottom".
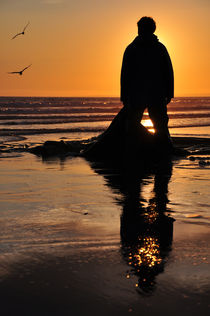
{"left": 121, "top": 17, "right": 174, "bottom": 147}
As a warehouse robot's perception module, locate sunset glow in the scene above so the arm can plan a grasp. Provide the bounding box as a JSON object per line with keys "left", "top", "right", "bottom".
{"left": 0, "top": 0, "right": 209, "bottom": 97}
{"left": 142, "top": 118, "right": 155, "bottom": 133}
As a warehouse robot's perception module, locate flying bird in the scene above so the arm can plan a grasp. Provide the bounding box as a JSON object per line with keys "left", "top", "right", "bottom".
{"left": 11, "top": 21, "right": 30, "bottom": 40}
{"left": 8, "top": 64, "right": 32, "bottom": 76}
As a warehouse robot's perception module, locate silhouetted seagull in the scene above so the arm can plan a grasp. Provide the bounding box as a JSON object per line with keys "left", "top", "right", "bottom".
{"left": 8, "top": 64, "right": 32, "bottom": 75}
{"left": 12, "top": 22, "right": 30, "bottom": 40}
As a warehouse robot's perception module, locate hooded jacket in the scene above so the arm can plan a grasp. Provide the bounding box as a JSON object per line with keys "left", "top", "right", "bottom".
{"left": 120, "top": 34, "right": 174, "bottom": 106}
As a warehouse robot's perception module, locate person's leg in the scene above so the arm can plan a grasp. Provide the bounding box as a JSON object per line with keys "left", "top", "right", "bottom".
{"left": 148, "top": 102, "right": 172, "bottom": 148}
{"left": 123, "top": 103, "right": 146, "bottom": 154}
{"left": 125, "top": 104, "right": 145, "bottom": 133}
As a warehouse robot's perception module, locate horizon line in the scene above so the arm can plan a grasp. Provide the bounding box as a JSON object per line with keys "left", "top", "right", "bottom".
{"left": 0, "top": 95, "right": 210, "bottom": 98}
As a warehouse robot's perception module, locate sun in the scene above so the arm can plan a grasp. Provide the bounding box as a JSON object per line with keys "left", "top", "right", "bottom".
{"left": 142, "top": 118, "right": 155, "bottom": 133}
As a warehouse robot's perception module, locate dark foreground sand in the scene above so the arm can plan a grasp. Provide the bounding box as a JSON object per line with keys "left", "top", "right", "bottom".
{"left": 0, "top": 144, "right": 210, "bottom": 316}
{"left": 0, "top": 224, "right": 210, "bottom": 316}
{"left": 0, "top": 223, "right": 210, "bottom": 316}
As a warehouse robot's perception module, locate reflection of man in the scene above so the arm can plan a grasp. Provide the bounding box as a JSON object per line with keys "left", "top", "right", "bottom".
{"left": 121, "top": 17, "right": 174, "bottom": 147}
{"left": 119, "top": 159, "right": 174, "bottom": 294}
{"left": 89, "top": 154, "right": 174, "bottom": 294}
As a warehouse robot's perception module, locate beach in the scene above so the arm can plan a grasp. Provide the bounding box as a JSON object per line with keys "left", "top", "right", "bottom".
{"left": 0, "top": 148, "right": 210, "bottom": 315}
{"left": 0, "top": 97, "right": 210, "bottom": 315}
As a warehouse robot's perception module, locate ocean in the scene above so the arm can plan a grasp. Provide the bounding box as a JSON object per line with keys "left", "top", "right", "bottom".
{"left": 1, "top": 96, "right": 210, "bottom": 145}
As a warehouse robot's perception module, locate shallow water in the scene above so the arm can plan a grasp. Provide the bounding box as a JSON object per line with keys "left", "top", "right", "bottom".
{"left": 0, "top": 152, "right": 210, "bottom": 315}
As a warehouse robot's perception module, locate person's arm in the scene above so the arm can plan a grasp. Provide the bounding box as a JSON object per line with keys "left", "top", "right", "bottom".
{"left": 162, "top": 46, "right": 174, "bottom": 103}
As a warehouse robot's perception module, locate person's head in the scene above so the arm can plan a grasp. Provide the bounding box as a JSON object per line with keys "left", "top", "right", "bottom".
{"left": 137, "top": 17, "right": 156, "bottom": 35}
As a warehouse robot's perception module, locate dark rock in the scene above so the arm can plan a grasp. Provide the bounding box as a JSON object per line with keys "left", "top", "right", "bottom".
{"left": 28, "top": 108, "right": 193, "bottom": 161}
{"left": 29, "top": 140, "right": 81, "bottom": 157}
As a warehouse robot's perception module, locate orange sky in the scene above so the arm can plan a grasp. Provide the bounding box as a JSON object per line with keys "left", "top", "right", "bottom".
{"left": 0, "top": 0, "right": 209, "bottom": 97}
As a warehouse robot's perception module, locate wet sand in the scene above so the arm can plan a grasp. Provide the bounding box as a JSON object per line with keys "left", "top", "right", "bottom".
{"left": 0, "top": 151, "right": 210, "bottom": 316}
